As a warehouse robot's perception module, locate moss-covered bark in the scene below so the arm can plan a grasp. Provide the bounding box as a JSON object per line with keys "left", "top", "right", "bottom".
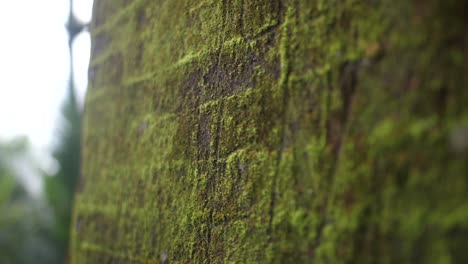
{"left": 72, "top": 0, "right": 467, "bottom": 263}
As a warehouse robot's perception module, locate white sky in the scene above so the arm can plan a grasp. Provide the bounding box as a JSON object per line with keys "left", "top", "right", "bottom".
{"left": 0, "top": 0, "right": 93, "bottom": 194}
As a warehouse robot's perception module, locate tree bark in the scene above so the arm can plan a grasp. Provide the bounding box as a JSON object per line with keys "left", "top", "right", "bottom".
{"left": 72, "top": 0, "right": 468, "bottom": 263}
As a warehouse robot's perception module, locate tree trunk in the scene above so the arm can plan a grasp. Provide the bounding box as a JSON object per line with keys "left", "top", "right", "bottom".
{"left": 72, "top": 0, "right": 468, "bottom": 263}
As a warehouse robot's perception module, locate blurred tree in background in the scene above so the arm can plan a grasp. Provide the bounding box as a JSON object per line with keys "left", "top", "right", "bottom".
{"left": 0, "top": 0, "right": 85, "bottom": 262}
{"left": 44, "top": 83, "right": 82, "bottom": 262}
{"left": 43, "top": 1, "right": 85, "bottom": 261}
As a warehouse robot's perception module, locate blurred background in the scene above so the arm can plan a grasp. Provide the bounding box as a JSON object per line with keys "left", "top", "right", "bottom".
{"left": 0, "top": 0, "right": 93, "bottom": 262}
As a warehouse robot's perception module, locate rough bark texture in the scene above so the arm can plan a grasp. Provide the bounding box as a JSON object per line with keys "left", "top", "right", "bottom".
{"left": 72, "top": 0, "right": 467, "bottom": 263}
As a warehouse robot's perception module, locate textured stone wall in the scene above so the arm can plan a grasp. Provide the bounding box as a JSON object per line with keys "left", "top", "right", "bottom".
{"left": 72, "top": 0, "right": 468, "bottom": 263}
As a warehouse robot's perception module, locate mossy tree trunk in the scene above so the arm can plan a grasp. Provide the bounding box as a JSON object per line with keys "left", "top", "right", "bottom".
{"left": 72, "top": 0, "right": 467, "bottom": 263}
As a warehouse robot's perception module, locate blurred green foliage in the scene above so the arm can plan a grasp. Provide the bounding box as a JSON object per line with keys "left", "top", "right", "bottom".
{"left": 0, "top": 138, "right": 59, "bottom": 263}
{"left": 0, "top": 84, "right": 81, "bottom": 263}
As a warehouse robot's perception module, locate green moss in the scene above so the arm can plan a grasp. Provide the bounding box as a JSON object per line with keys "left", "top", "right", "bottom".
{"left": 72, "top": 0, "right": 468, "bottom": 263}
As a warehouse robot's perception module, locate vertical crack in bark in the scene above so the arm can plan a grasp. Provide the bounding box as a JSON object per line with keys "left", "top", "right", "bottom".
{"left": 312, "top": 60, "right": 360, "bottom": 252}
{"left": 267, "top": 1, "right": 290, "bottom": 241}
{"left": 204, "top": 2, "right": 228, "bottom": 261}
{"left": 239, "top": 0, "right": 245, "bottom": 37}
